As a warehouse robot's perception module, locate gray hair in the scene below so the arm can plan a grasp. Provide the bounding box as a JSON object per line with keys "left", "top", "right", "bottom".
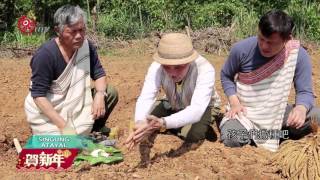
{"left": 54, "top": 5, "right": 87, "bottom": 33}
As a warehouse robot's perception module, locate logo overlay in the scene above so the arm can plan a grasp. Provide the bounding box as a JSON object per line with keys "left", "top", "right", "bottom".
{"left": 16, "top": 135, "right": 85, "bottom": 171}
{"left": 16, "top": 135, "right": 124, "bottom": 171}
{"left": 16, "top": 149, "right": 79, "bottom": 170}
{"left": 17, "top": 15, "right": 37, "bottom": 35}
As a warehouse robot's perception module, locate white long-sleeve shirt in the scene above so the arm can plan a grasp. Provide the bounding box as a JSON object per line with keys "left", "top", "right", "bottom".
{"left": 135, "top": 55, "right": 216, "bottom": 129}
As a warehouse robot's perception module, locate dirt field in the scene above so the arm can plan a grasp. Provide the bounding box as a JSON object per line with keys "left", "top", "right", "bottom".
{"left": 0, "top": 46, "right": 320, "bottom": 180}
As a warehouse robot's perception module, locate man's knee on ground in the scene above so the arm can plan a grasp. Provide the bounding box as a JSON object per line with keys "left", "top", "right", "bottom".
{"left": 219, "top": 119, "right": 248, "bottom": 148}
{"left": 220, "top": 129, "right": 242, "bottom": 147}
{"left": 185, "top": 127, "right": 207, "bottom": 143}
{"left": 220, "top": 136, "right": 245, "bottom": 147}
{"left": 309, "top": 107, "right": 320, "bottom": 124}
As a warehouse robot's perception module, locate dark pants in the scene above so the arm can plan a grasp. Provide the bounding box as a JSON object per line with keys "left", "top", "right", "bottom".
{"left": 90, "top": 85, "right": 118, "bottom": 133}
{"left": 149, "top": 99, "right": 222, "bottom": 143}
{"left": 220, "top": 104, "right": 320, "bottom": 147}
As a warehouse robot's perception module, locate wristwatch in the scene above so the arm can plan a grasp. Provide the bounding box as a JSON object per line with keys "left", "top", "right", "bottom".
{"left": 159, "top": 118, "right": 167, "bottom": 133}
{"left": 96, "top": 90, "right": 108, "bottom": 97}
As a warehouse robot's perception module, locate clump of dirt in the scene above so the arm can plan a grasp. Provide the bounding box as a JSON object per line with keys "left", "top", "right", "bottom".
{"left": 191, "top": 27, "right": 236, "bottom": 55}
{"left": 0, "top": 135, "right": 10, "bottom": 153}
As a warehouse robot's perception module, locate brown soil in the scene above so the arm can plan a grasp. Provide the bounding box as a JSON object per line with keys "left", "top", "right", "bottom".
{"left": 0, "top": 46, "right": 320, "bottom": 180}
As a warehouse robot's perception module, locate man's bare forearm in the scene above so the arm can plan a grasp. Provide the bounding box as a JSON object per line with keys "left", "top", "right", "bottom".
{"left": 228, "top": 94, "right": 241, "bottom": 107}
{"left": 94, "top": 76, "right": 107, "bottom": 93}
{"left": 33, "top": 97, "right": 65, "bottom": 130}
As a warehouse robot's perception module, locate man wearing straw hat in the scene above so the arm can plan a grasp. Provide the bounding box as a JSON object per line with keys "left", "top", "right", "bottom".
{"left": 24, "top": 5, "right": 118, "bottom": 135}
{"left": 125, "top": 33, "right": 221, "bottom": 160}
{"left": 220, "top": 10, "right": 320, "bottom": 152}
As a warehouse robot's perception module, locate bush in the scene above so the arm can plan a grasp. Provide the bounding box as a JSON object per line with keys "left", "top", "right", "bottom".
{"left": 97, "top": 10, "right": 143, "bottom": 39}
{"left": 286, "top": 0, "right": 320, "bottom": 41}
{"left": 232, "top": 10, "right": 259, "bottom": 40}
{"left": 191, "top": 2, "right": 241, "bottom": 29}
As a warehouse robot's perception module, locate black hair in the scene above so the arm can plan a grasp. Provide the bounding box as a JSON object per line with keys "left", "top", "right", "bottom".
{"left": 259, "top": 9, "right": 294, "bottom": 40}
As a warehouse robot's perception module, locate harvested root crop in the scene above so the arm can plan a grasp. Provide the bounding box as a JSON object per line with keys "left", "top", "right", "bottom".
{"left": 270, "top": 116, "right": 320, "bottom": 180}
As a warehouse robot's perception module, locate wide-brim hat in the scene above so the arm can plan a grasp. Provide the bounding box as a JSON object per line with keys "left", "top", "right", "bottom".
{"left": 153, "top": 33, "right": 199, "bottom": 65}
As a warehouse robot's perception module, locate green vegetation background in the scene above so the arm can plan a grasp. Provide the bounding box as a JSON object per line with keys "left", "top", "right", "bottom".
{"left": 0, "top": 0, "right": 319, "bottom": 47}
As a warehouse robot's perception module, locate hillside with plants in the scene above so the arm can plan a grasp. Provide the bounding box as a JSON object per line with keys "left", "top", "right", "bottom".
{"left": 0, "top": 0, "right": 319, "bottom": 51}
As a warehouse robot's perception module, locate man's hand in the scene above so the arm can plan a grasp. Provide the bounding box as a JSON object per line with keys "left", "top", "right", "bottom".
{"left": 124, "top": 116, "right": 163, "bottom": 150}
{"left": 226, "top": 95, "right": 247, "bottom": 119}
{"left": 92, "top": 91, "right": 106, "bottom": 120}
{"left": 287, "top": 105, "right": 307, "bottom": 129}
{"left": 125, "top": 121, "right": 149, "bottom": 150}
{"left": 146, "top": 115, "right": 163, "bottom": 130}
{"left": 133, "top": 116, "right": 162, "bottom": 143}
{"left": 226, "top": 104, "right": 247, "bottom": 119}
{"left": 33, "top": 97, "right": 66, "bottom": 133}
{"left": 57, "top": 121, "right": 66, "bottom": 133}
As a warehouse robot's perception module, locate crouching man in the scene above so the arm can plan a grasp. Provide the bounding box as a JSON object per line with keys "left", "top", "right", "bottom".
{"left": 125, "top": 33, "right": 221, "bottom": 165}
{"left": 24, "top": 5, "right": 118, "bottom": 135}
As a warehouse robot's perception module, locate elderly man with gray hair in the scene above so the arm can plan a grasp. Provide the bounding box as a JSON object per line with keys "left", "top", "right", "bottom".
{"left": 24, "top": 5, "right": 118, "bottom": 135}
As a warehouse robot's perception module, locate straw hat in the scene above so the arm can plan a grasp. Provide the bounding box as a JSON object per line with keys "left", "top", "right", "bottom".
{"left": 153, "top": 33, "right": 199, "bottom": 65}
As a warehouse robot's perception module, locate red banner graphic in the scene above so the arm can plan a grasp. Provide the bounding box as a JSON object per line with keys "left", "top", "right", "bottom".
{"left": 16, "top": 149, "right": 79, "bottom": 171}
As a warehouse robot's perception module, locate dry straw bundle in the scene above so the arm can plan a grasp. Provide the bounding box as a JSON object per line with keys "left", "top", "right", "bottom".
{"left": 271, "top": 116, "right": 320, "bottom": 179}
